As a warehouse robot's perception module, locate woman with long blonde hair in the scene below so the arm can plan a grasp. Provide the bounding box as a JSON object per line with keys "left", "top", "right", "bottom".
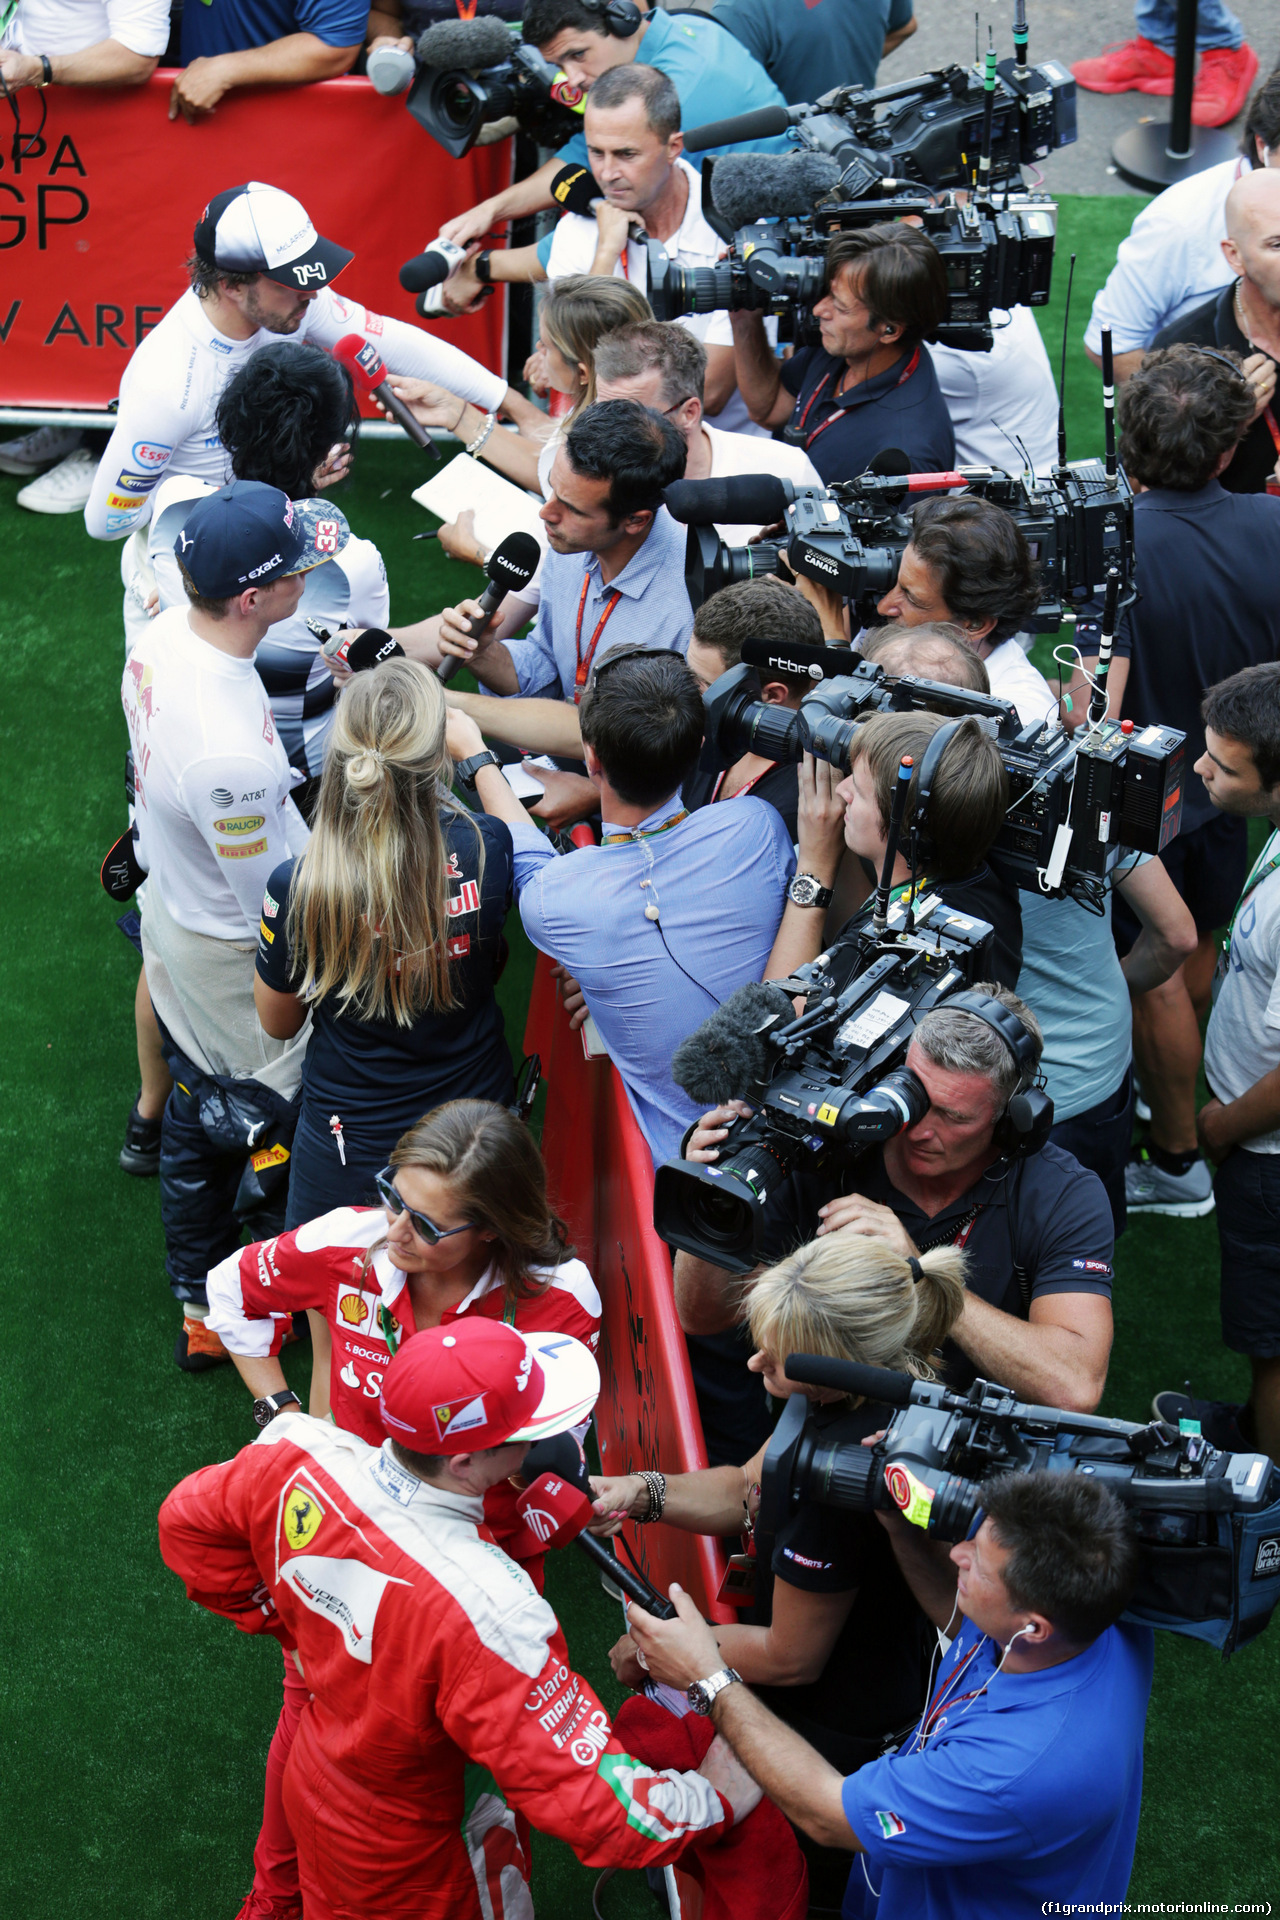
{"left": 254, "top": 657, "right": 515, "bottom": 1227}
{"left": 589, "top": 1231, "right": 968, "bottom": 1910}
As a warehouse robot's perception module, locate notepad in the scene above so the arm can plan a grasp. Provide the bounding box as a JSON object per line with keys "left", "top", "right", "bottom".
{"left": 412, "top": 452, "right": 548, "bottom": 555}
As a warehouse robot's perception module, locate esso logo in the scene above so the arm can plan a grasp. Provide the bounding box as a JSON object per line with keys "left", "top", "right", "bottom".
{"left": 132, "top": 442, "right": 171, "bottom": 468}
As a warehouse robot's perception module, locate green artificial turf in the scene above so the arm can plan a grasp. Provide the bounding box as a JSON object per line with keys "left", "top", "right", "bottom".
{"left": 5, "top": 194, "right": 1277, "bottom": 1914}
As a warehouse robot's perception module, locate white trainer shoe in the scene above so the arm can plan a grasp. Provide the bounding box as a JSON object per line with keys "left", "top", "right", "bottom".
{"left": 16, "top": 447, "right": 99, "bottom": 513}
{"left": 0, "top": 423, "right": 83, "bottom": 475}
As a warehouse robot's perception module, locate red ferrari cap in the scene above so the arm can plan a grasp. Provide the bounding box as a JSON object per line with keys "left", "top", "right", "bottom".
{"left": 380, "top": 1318, "right": 599, "bottom": 1455}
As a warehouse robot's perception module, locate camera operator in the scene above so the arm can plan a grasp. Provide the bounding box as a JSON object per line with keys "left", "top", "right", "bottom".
{"left": 590, "top": 1232, "right": 962, "bottom": 1909}
{"left": 626, "top": 1472, "right": 1151, "bottom": 1920}
{"left": 1070, "top": 347, "right": 1280, "bottom": 1220}
{"left": 449, "top": 648, "right": 795, "bottom": 1463}
{"left": 437, "top": 0, "right": 788, "bottom": 253}
{"left": 1152, "top": 167, "right": 1280, "bottom": 493}
{"left": 678, "top": 986, "right": 1115, "bottom": 1416}
{"left": 871, "top": 495, "right": 1055, "bottom": 728}
{"left": 1156, "top": 664, "right": 1280, "bottom": 1459}
{"left": 1083, "top": 66, "right": 1280, "bottom": 382}
{"left": 729, "top": 224, "right": 956, "bottom": 485}
{"left": 683, "top": 577, "right": 829, "bottom": 841}
{"left": 120, "top": 481, "right": 333, "bottom": 1371}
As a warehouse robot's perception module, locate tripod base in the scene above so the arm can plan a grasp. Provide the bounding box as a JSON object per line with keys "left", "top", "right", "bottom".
{"left": 1112, "top": 119, "right": 1239, "bottom": 192}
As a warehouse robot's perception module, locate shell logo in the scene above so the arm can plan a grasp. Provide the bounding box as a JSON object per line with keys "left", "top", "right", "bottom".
{"left": 338, "top": 1291, "right": 371, "bottom": 1327}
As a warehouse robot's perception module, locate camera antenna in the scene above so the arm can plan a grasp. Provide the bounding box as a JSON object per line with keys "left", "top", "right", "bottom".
{"left": 1055, "top": 251, "right": 1077, "bottom": 477}
{"left": 873, "top": 755, "right": 914, "bottom": 937}
{"left": 1012, "top": 0, "right": 1029, "bottom": 77}
{"left": 1101, "top": 325, "right": 1118, "bottom": 487}
{"left": 977, "top": 28, "right": 996, "bottom": 199}
{"left": 1088, "top": 567, "right": 1122, "bottom": 725}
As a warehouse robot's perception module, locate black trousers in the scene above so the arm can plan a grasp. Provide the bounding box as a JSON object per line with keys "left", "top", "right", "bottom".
{"left": 1048, "top": 1066, "right": 1133, "bottom": 1239}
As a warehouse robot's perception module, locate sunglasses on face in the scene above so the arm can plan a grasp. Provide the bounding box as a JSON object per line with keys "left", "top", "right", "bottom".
{"left": 375, "top": 1169, "right": 474, "bottom": 1247}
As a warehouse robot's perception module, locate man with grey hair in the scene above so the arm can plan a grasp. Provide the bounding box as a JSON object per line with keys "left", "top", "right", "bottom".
{"left": 858, "top": 619, "right": 991, "bottom": 694}
{"left": 677, "top": 981, "right": 1116, "bottom": 1415}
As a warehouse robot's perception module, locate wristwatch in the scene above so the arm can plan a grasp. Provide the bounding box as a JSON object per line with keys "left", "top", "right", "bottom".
{"left": 33, "top": 54, "right": 52, "bottom": 86}
{"left": 687, "top": 1667, "right": 743, "bottom": 1716}
{"left": 253, "top": 1389, "right": 301, "bottom": 1429}
{"left": 455, "top": 749, "right": 502, "bottom": 792}
{"left": 787, "top": 872, "right": 834, "bottom": 910}
{"left": 474, "top": 250, "right": 493, "bottom": 284}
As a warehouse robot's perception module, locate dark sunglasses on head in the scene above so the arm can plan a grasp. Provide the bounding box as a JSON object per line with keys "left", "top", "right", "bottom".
{"left": 375, "top": 1168, "right": 474, "bottom": 1246}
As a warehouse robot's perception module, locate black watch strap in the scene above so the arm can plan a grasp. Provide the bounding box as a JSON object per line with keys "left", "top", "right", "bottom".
{"left": 474, "top": 249, "right": 493, "bottom": 284}
{"left": 456, "top": 749, "right": 501, "bottom": 792}
{"left": 253, "top": 1389, "right": 301, "bottom": 1429}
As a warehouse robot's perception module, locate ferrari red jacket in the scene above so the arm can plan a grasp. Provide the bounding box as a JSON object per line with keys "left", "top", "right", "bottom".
{"left": 159, "top": 1416, "right": 731, "bottom": 1916}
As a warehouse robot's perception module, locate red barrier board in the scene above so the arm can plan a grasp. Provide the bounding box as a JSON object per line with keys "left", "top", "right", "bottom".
{"left": 0, "top": 73, "right": 508, "bottom": 407}
{"left": 524, "top": 954, "right": 732, "bottom": 1626}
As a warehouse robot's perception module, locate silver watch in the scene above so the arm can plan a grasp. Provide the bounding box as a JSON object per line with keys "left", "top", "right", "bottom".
{"left": 787, "top": 872, "right": 833, "bottom": 910}
{"left": 687, "top": 1666, "right": 742, "bottom": 1715}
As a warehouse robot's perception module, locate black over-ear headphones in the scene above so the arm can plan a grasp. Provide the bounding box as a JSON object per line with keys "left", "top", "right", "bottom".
{"left": 908, "top": 716, "right": 965, "bottom": 857}
{"left": 579, "top": 0, "right": 643, "bottom": 36}
{"left": 944, "top": 990, "right": 1055, "bottom": 1159}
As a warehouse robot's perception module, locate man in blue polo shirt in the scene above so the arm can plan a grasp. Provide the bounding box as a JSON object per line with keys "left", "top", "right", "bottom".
{"left": 626, "top": 1470, "right": 1153, "bottom": 1920}
{"left": 172, "top": 0, "right": 365, "bottom": 122}
{"left": 438, "top": 0, "right": 787, "bottom": 250}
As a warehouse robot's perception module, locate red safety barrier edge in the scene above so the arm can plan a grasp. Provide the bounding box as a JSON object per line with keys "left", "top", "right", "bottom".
{"left": 0, "top": 72, "right": 508, "bottom": 408}
{"left": 525, "top": 954, "right": 733, "bottom": 1626}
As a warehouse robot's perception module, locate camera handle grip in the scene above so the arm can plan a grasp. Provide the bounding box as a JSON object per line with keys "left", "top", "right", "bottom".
{"left": 576, "top": 1530, "right": 678, "bottom": 1621}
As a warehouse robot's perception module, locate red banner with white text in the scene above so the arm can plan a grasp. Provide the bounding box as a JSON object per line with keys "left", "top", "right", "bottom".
{"left": 0, "top": 72, "right": 508, "bottom": 407}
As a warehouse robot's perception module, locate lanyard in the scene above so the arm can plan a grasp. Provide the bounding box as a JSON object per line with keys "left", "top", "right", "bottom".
{"left": 601, "top": 809, "right": 688, "bottom": 846}
{"left": 573, "top": 572, "right": 623, "bottom": 699}
{"left": 911, "top": 1635, "right": 993, "bottom": 1748}
{"left": 710, "top": 762, "right": 777, "bottom": 803}
{"left": 795, "top": 346, "right": 920, "bottom": 453}
{"left": 1222, "top": 829, "right": 1280, "bottom": 963}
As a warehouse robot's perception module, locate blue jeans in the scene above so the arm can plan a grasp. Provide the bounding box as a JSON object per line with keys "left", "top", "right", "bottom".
{"left": 1134, "top": 0, "right": 1244, "bottom": 53}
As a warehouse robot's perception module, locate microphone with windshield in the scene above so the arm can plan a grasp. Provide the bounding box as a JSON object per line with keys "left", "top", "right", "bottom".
{"left": 438, "top": 530, "right": 542, "bottom": 683}
{"left": 670, "top": 981, "right": 795, "bottom": 1107}
{"left": 664, "top": 473, "right": 797, "bottom": 529}
{"left": 681, "top": 103, "right": 801, "bottom": 154}
{"left": 707, "top": 150, "right": 843, "bottom": 232}
{"left": 331, "top": 334, "right": 440, "bottom": 460}
{"left": 416, "top": 15, "right": 514, "bottom": 69}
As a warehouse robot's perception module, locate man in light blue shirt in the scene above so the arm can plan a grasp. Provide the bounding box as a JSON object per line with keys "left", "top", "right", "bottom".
{"left": 626, "top": 1470, "right": 1153, "bottom": 1920}
{"left": 437, "top": 0, "right": 788, "bottom": 250}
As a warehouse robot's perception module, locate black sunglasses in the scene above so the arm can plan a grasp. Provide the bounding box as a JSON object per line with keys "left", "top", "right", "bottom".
{"left": 375, "top": 1168, "right": 474, "bottom": 1247}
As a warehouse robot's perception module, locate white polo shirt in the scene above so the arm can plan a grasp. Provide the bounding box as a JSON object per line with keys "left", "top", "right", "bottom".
{"left": 984, "top": 636, "right": 1058, "bottom": 728}
{"left": 4, "top": 0, "right": 170, "bottom": 54}
{"left": 931, "top": 305, "right": 1059, "bottom": 477}
{"left": 1083, "top": 157, "right": 1250, "bottom": 357}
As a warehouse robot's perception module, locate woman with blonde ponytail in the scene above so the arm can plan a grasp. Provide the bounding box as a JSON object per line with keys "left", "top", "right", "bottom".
{"left": 254, "top": 657, "right": 515, "bottom": 1227}
{"left": 589, "top": 1233, "right": 967, "bottom": 1910}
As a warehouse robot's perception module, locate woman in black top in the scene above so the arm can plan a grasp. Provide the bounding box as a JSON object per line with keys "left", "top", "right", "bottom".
{"left": 589, "top": 1233, "right": 966, "bottom": 1910}
{"left": 254, "top": 658, "right": 514, "bottom": 1232}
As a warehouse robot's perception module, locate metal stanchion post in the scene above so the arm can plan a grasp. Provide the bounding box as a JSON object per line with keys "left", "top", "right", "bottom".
{"left": 1112, "top": 0, "right": 1239, "bottom": 190}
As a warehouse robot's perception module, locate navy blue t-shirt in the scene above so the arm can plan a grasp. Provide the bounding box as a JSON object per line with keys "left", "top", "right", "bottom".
{"left": 255, "top": 812, "right": 514, "bottom": 1139}
{"left": 182, "top": 0, "right": 366, "bottom": 60}
{"left": 780, "top": 343, "right": 956, "bottom": 485}
{"left": 841, "top": 1616, "right": 1154, "bottom": 1920}
{"left": 712, "top": 0, "right": 914, "bottom": 102}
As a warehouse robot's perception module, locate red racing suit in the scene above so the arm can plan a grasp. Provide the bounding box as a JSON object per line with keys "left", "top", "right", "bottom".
{"left": 159, "top": 1416, "right": 731, "bottom": 1917}
{"left": 205, "top": 1207, "right": 602, "bottom": 1568}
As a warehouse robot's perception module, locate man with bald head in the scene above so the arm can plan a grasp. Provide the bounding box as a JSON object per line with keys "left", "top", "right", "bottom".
{"left": 1153, "top": 166, "right": 1280, "bottom": 491}
{"left": 859, "top": 620, "right": 992, "bottom": 695}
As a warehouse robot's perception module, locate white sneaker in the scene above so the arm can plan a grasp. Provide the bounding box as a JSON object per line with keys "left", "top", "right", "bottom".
{"left": 0, "top": 423, "right": 83, "bottom": 475}
{"left": 16, "top": 447, "right": 99, "bottom": 514}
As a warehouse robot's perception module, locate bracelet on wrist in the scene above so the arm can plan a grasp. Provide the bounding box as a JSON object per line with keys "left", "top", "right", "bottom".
{"left": 465, "top": 411, "right": 497, "bottom": 459}
{"left": 634, "top": 1468, "right": 667, "bottom": 1523}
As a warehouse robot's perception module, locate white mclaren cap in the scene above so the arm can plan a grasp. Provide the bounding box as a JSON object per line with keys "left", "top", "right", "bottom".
{"left": 193, "top": 182, "right": 353, "bottom": 291}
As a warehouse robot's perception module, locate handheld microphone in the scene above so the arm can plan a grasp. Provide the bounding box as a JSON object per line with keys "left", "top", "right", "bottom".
{"left": 416, "top": 15, "right": 514, "bottom": 68}
{"left": 506, "top": 1472, "right": 594, "bottom": 1561}
{"left": 549, "top": 161, "right": 605, "bottom": 217}
{"left": 439, "top": 530, "right": 542, "bottom": 683}
{"left": 399, "top": 235, "right": 471, "bottom": 293}
{"left": 670, "top": 980, "right": 794, "bottom": 1106}
{"left": 324, "top": 628, "right": 405, "bottom": 673}
{"left": 331, "top": 334, "right": 440, "bottom": 461}
{"left": 519, "top": 1430, "right": 677, "bottom": 1619}
{"left": 663, "top": 474, "right": 796, "bottom": 528}
{"left": 366, "top": 41, "right": 416, "bottom": 93}
{"left": 682, "top": 102, "right": 799, "bottom": 154}
{"left": 708, "top": 150, "right": 843, "bottom": 232}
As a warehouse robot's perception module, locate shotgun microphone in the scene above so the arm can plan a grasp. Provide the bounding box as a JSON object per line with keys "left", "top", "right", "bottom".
{"left": 438, "top": 530, "right": 542, "bottom": 682}
{"left": 331, "top": 334, "right": 441, "bottom": 460}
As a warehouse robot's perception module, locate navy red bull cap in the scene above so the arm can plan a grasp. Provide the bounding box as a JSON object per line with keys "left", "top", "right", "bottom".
{"left": 380, "top": 1319, "right": 600, "bottom": 1455}
{"left": 177, "top": 481, "right": 350, "bottom": 599}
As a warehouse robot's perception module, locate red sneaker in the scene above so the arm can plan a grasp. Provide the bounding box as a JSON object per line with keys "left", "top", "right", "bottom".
{"left": 1072, "top": 36, "right": 1175, "bottom": 95}
{"left": 1192, "top": 43, "right": 1260, "bottom": 127}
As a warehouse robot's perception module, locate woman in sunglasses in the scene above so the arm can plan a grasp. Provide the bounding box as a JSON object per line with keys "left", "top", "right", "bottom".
{"left": 205, "top": 1097, "right": 601, "bottom": 1919}
{"left": 253, "top": 657, "right": 516, "bottom": 1239}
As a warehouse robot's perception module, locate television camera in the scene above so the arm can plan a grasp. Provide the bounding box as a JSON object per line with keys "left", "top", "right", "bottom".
{"left": 405, "top": 16, "right": 585, "bottom": 159}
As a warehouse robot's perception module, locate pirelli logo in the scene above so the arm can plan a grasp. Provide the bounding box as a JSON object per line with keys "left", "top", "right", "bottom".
{"left": 217, "top": 838, "right": 268, "bottom": 860}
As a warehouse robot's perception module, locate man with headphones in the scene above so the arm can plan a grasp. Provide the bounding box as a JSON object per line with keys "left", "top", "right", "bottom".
{"left": 679, "top": 712, "right": 1115, "bottom": 1417}
{"left": 436, "top": 0, "right": 788, "bottom": 253}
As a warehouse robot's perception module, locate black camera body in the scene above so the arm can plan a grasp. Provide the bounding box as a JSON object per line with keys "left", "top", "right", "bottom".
{"left": 652, "top": 896, "right": 994, "bottom": 1273}
{"left": 702, "top": 645, "right": 1186, "bottom": 907}
{"left": 649, "top": 193, "right": 1058, "bottom": 354}
{"left": 406, "top": 41, "right": 584, "bottom": 157}
{"left": 759, "top": 1356, "right": 1280, "bottom": 1657}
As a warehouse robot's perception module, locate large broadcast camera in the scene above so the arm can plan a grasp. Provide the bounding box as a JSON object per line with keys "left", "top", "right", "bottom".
{"left": 648, "top": 7, "right": 1075, "bottom": 350}
{"left": 760, "top": 1356, "right": 1280, "bottom": 1656}
{"left": 405, "top": 16, "right": 585, "bottom": 158}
